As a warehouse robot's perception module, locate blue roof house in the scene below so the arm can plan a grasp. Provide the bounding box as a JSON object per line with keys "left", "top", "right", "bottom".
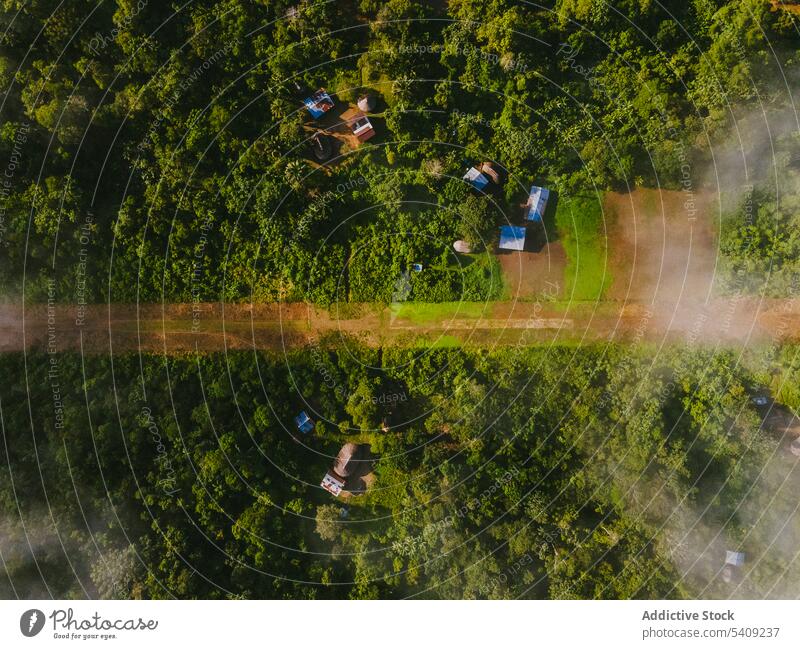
{"left": 304, "top": 89, "right": 334, "bottom": 119}
{"left": 295, "top": 411, "right": 315, "bottom": 434}
{"left": 725, "top": 551, "right": 746, "bottom": 567}
{"left": 498, "top": 225, "right": 526, "bottom": 251}
{"left": 463, "top": 167, "right": 489, "bottom": 190}
{"left": 525, "top": 185, "right": 550, "bottom": 222}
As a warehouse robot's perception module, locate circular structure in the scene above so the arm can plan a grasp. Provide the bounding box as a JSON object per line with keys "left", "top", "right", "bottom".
{"left": 310, "top": 132, "right": 332, "bottom": 162}
{"left": 357, "top": 94, "right": 376, "bottom": 112}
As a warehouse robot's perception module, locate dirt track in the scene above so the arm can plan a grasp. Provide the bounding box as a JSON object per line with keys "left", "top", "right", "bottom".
{"left": 1, "top": 297, "right": 798, "bottom": 354}
{"left": 2, "top": 188, "right": 793, "bottom": 354}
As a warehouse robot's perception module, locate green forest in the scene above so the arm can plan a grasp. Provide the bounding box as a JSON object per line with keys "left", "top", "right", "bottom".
{"left": 1, "top": 0, "right": 798, "bottom": 303}
{"left": 2, "top": 345, "right": 800, "bottom": 599}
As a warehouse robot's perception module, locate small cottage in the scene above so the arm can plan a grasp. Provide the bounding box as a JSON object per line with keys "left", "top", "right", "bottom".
{"left": 320, "top": 443, "right": 372, "bottom": 498}
{"left": 722, "top": 550, "right": 746, "bottom": 584}
{"left": 526, "top": 185, "right": 550, "bottom": 222}
{"left": 463, "top": 166, "right": 489, "bottom": 190}
{"left": 304, "top": 88, "right": 334, "bottom": 119}
{"left": 725, "top": 551, "right": 745, "bottom": 567}
{"left": 350, "top": 112, "right": 376, "bottom": 142}
{"left": 294, "top": 411, "right": 315, "bottom": 434}
{"left": 321, "top": 472, "right": 345, "bottom": 497}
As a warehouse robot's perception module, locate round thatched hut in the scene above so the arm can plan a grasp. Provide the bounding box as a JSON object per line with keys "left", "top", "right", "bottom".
{"left": 333, "top": 442, "right": 360, "bottom": 478}
{"left": 310, "top": 132, "right": 332, "bottom": 161}
{"left": 453, "top": 240, "right": 473, "bottom": 254}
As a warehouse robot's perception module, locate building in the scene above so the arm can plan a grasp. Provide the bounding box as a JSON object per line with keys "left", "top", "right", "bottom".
{"left": 357, "top": 94, "right": 376, "bottom": 112}
{"left": 321, "top": 472, "right": 345, "bottom": 497}
{"left": 525, "top": 185, "right": 550, "bottom": 222}
{"left": 310, "top": 132, "right": 332, "bottom": 162}
{"left": 498, "top": 225, "right": 526, "bottom": 251}
{"left": 320, "top": 443, "right": 362, "bottom": 498}
{"left": 350, "top": 112, "right": 375, "bottom": 141}
{"left": 463, "top": 166, "right": 489, "bottom": 190}
{"left": 294, "top": 411, "right": 315, "bottom": 434}
{"left": 333, "top": 442, "right": 359, "bottom": 479}
{"left": 722, "top": 550, "right": 746, "bottom": 584}
{"left": 725, "top": 551, "right": 745, "bottom": 567}
{"left": 304, "top": 88, "right": 334, "bottom": 119}
{"left": 453, "top": 240, "right": 473, "bottom": 254}
{"left": 479, "top": 162, "right": 501, "bottom": 185}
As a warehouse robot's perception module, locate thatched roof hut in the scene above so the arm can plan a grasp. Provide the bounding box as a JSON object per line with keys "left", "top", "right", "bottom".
{"left": 333, "top": 442, "right": 360, "bottom": 478}
{"left": 350, "top": 112, "right": 375, "bottom": 141}
{"left": 453, "top": 240, "right": 473, "bottom": 254}
{"left": 479, "top": 162, "right": 501, "bottom": 184}
{"left": 357, "top": 94, "right": 376, "bottom": 112}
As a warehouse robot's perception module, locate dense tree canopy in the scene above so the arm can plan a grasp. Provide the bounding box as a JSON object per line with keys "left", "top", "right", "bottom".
{"left": 2, "top": 0, "right": 800, "bottom": 603}
{"left": 2, "top": 345, "right": 799, "bottom": 599}
{"left": 1, "top": 0, "right": 797, "bottom": 303}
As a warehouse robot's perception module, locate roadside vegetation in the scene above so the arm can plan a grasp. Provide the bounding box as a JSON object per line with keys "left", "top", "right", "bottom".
{"left": 1, "top": 0, "right": 795, "bottom": 305}
{"left": 2, "top": 345, "right": 799, "bottom": 599}
{"left": 719, "top": 162, "right": 800, "bottom": 298}
{"left": 2, "top": 0, "right": 800, "bottom": 604}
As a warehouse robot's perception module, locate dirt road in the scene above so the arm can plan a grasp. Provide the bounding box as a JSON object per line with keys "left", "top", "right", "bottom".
{"left": 1, "top": 297, "right": 797, "bottom": 354}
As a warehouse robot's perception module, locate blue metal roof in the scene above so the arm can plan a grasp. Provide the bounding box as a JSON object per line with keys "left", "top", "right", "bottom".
{"left": 295, "top": 411, "right": 314, "bottom": 434}
{"left": 498, "top": 225, "right": 526, "bottom": 251}
{"left": 463, "top": 167, "right": 489, "bottom": 190}
{"left": 304, "top": 89, "right": 334, "bottom": 119}
{"left": 526, "top": 185, "right": 550, "bottom": 222}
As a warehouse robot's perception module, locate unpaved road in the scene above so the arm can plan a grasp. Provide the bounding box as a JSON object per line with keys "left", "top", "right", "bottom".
{"left": 1, "top": 297, "right": 798, "bottom": 354}
{"left": 3, "top": 190, "right": 793, "bottom": 354}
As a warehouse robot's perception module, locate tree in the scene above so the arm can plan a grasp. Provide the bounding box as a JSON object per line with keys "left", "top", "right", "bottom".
{"left": 457, "top": 194, "right": 495, "bottom": 250}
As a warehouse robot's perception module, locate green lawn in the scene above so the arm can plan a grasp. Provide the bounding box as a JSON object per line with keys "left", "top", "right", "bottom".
{"left": 554, "top": 195, "right": 612, "bottom": 300}
{"left": 387, "top": 301, "right": 488, "bottom": 325}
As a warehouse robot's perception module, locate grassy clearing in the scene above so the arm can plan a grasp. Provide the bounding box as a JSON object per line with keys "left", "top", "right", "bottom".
{"left": 388, "top": 301, "right": 488, "bottom": 325}
{"left": 555, "top": 195, "right": 612, "bottom": 300}
{"left": 421, "top": 334, "right": 462, "bottom": 348}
